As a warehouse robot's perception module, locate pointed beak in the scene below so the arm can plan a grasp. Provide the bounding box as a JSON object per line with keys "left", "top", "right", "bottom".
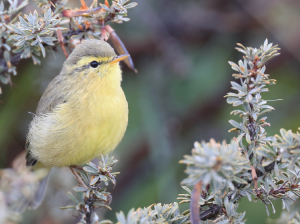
{"left": 108, "top": 54, "right": 130, "bottom": 65}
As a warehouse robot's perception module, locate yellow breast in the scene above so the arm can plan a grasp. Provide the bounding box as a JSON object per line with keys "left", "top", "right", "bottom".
{"left": 28, "top": 64, "right": 128, "bottom": 167}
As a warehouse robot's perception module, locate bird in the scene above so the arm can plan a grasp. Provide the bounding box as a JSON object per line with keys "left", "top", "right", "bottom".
{"left": 23, "top": 39, "right": 129, "bottom": 210}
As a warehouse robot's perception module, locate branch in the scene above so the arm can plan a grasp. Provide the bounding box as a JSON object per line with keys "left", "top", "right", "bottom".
{"left": 190, "top": 181, "right": 202, "bottom": 224}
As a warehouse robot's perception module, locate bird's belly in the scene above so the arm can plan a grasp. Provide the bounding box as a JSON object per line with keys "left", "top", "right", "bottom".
{"left": 67, "top": 112, "right": 127, "bottom": 166}
{"left": 29, "top": 91, "right": 128, "bottom": 167}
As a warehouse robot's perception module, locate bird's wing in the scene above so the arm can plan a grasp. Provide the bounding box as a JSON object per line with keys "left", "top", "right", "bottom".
{"left": 26, "top": 140, "right": 38, "bottom": 166}
{"left": 36, "top": 75, "right": 69, "bottom": 115}
{"left": 26, "top": 75, "right": 69, "bottom": 167}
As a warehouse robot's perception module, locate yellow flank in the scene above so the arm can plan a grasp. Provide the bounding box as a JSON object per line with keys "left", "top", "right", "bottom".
{"left": 26, "top": 40, "right": 129, "bottom": 168}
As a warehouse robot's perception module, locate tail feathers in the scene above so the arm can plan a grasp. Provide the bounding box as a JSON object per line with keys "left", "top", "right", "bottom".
{"left": 29, "top": 172, "right": 51, "bottom": 209}
{"left": 16, "top": 172, "right": 51, "bottom": 213}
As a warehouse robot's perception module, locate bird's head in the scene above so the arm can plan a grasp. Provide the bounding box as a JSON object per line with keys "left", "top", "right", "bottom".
{"left": 63, "top": 39, "right": 129, "bottom": 78}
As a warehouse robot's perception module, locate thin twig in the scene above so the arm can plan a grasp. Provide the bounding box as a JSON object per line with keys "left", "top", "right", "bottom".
{"left": 213, "top": 215, "right": 225, "bottom": 223}
{"left": 190, "top": 180, "right": 202, "bottom": 224}
{"left": 70, "top": 166, "right": 88, "bottom": 189}
{"left": 57, "top": 30, "right": 69, "bottom": 58}
{"left": 251, "top": 166, "right": 258, "bottom": 192}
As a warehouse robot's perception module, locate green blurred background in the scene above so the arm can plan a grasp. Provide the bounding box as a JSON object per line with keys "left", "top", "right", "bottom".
{"left": 1, "top": 0, "right": 300, "bottom": 223}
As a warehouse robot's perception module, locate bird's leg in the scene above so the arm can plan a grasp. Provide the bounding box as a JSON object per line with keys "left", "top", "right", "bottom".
{"left": 70, "top": 166, "right": 88, "bottom": 189}
{"left": 71, "top": 165, "right": 84, "bottom": 170}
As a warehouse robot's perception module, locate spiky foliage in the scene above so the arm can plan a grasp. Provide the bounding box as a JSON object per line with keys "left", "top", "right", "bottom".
{"left": 180, "top": 139, "right": 250, "bottom": 194}
{"left": 0, "top": 0, "right": 137, "bottom": 95}
{"left": 178, "top": 39, "right": 300, "bottom": 223}
{"left": 9, "top": 8, "right": 65, "bottom": 61}
{"left": 116, "top": 203, "right": 188, "bottom": 224}
{"left": 60, "top": 155, "right": 119, "bottom": 224}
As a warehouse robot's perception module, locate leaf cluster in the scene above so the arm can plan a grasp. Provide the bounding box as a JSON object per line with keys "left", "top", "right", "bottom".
{"left": 9, "top": 8, "right": 65, "bottom": 61}
{"left": 180, "top": 139, "right": 250, "bottom": 194}
{"left": 178, "top": 40, "right": 300, "bottom": 223}
{"left": 116, "top": 203, "right": 188, "bottom": 224}
{"left": 0, "top": 0, "right": 137, "bottom": 95}
{"left": 61, "top": 155, "right": 119, "bottom": 224}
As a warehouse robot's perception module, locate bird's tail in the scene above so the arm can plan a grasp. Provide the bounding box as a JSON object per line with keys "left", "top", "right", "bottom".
{"left": 29, "top": 171, "right": 51, "bottom": 209}
{"left": 16, "top": 168, "right": 51, "bottom": 213}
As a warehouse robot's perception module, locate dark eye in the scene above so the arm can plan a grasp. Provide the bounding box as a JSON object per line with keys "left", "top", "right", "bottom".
{"left": 90, "top": 61, "right": 99, "bottom": 68}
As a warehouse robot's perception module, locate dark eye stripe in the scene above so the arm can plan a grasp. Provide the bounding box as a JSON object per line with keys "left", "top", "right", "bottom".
{"left": 73, "top": 64, "right": 89, "bottom": 73}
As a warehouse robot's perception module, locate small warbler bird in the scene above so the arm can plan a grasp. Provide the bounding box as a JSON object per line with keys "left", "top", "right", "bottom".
{"left": 24, "top": 39, "right": 129, "bottom": 209}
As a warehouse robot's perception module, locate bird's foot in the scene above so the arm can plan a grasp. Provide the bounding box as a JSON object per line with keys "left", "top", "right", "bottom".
{"left": 70, "top": 166, "right": 88, "bottom": 189}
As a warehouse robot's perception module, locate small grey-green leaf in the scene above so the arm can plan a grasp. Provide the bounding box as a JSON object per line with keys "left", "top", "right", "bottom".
{"left": 181, "top": 185, "right": 192, "bottom": 194}
{"left": 233, "top": 100, "right": 243, "bottom": 106}
{"left": 67, "top": 192, "right": 80, "bottom": 204}
{"left": 37, "top": 35, "right": 42, "bottom": 42}
{"left": 246, "top": 133, "right": 251, "bottom": 144}
{"left": 228, "top": 61, "right": 240, "bottom": 72}
{"left": 228, "top": 120, "right": 242, "bottom": 130}
{"left": 87, "top": 162, "right": 99, "bottom": 170}
{"left": 100, "top": 175, "right": 108, "bottom": 181}
{"left": 40, "top": 36, "right": 54, "bottom": 45}
{"left": 19, "top": 16, "right": 29, "bottom": 28}
{"left": 38, "top": 41, "right": 46, "bottom": 57}
{"left": 248, "top": 87, "right": 260, "bottom": 94}
{"left": 94, "top": 191, "right": 107, "bottom": 200}
{"left": 31, "top": 39, "right": 39, "bottom": 46}
{"left": 4, "top": 51, "right": 10, "bottom": 62}
{"left": 257, "top": 150, "right": 274, "bottom": 159}
{"left": 14, "top": 37, "right": 26, "bottom": 46}
{"left": 230, "top": 81, "right": 243, "bottom": 91}
{"left": 218, "top": 220, "right": 230, "bottom": 224}
{"left": 59, "top": 205, "right": 77, "bottom": 210}
{"left": 39, "top": 29, "right": 52, "bottom": 35}
{"left": 10, "top": 24, "right": 24, "bottom": 35}
{"left": 124, "top": 2, "right": 138, "bottom": 9}
{"left": 99, "top": 220, "right": 113, "bottom": 224}
{"left": 244, "top": 190, "right": 252, "bottom": 201}
{"left": 233, "top": 176, "right": 247, "bottom": 184}
{"left": 26, "top": 34, "right": 36, "bottom": 40}
{"left": 76, "top": 191, "right": 85, "bottom": 203}
{"left": 262, "top": 160, "right": 275, "bottom": 167}
{"left": 32, "top": 55, "right": 41, "bottom": 65}
{"left": 236, "top": 133, "right": 245, "bottom": 143}
{"left": 10, "top": 35, "right": 23, "bottom": 40}
{"left": 73, "top": 186, "right": 88, "bottom": 192}
{"left": 265, "top": 204, "right": 270, "bottom": 216}
{"left": 246, "top": 94, "right": 253, "bottom": 102}
{"left": 260, "top": 105, "right": 274, "bottom": 110}
{"left": 227, "top": 97, "right": 242, "bottom": 105}
{"left": 90, "top": 176, "right": 100, "bottom": 185}
{"left": 83, "top": 166, "right": 98, "bottom": 174}
{"left": 100, "top": 3, "right": 112, "bottom": 11}
{"left": 290, "top": 149, "right": 300, "bottom": 154}
{"left": 242, "top": 102, "right": 251, "bottom": 112}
